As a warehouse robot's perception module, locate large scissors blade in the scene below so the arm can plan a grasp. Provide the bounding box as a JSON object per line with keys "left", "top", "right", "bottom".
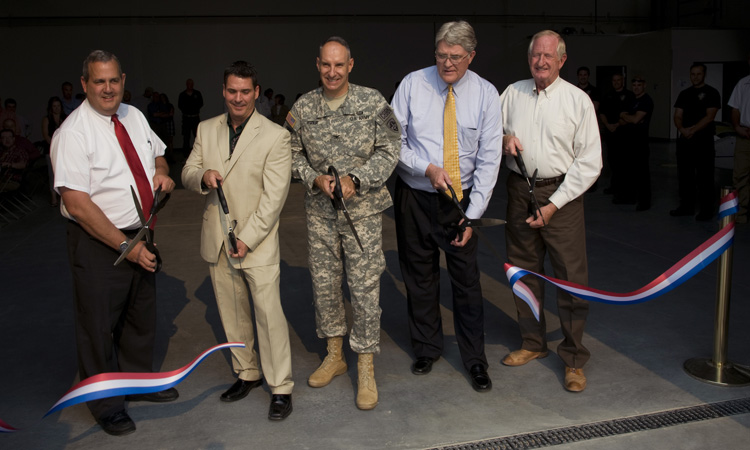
{"left": 328, "top": 166, "right": 364, "bottom": 252}
{"left": 514, "top": 152, "right": 546, "bottom": 226}
{"left": 216, "top": 181, "right": 238, "bottom": 254}
{"left": 443, "top": 184, "right": 505, "bottom": 261}
{"left": 114, "top": 186, "right": 165, "bottom": 269}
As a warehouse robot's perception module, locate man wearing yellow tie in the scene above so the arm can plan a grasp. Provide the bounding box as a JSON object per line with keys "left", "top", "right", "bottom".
{"left": 391, "top": 21, "right": 503, "bottom": 392}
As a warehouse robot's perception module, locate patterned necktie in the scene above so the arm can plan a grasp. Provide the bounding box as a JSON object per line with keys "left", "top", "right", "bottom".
{"left": 112, "top": 114, "right": 153, "bottom": 220}
{"left": 443, "top": 85, "right": 462, "bottom": 201}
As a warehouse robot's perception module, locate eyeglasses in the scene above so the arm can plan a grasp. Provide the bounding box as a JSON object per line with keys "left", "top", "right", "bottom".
{"left": 435, "top": 52, "right": 470, "bottom": 64}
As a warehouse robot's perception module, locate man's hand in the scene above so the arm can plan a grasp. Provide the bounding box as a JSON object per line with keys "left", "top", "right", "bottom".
{"left": 679, "top": 126, "right": 695, "bottom": 139}
{"left": 314, "top": 174, "right": 336, "bottom": 199}
{"left": 502, "top": 135, "right": 523, "bottom": 157}
{"left": 202, "top": 169, "right": 223, "bottom": 189}
{"left": 228, "top": 239, "right": 249, "bottom": 259}
{"left": 126, "top": 240, "right": 159, "bottom": 272}
{"left": 153, "top": 173, "right": 175, "bottom": 193}
{"left": 340, "top": 176, "right": 356, "bottom": 201}
{"left": 425, "top": 163, "right": 453, "bottom": 192}
{"left": 526, "top": 203, "right": 557, "bottom": 229}
{"left": 450, "top": 220, "right": 473, "bottom": 247}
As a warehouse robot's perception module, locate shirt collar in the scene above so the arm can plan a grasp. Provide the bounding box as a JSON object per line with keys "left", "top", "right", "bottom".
{"left": 533, "top": 75, "right": 563, "bottom": 97}
{"left": 227, "top": 111, "right": 253, "bottom": 133}
{"left": 435, "top": 68, "right": 470, "bottom": 96}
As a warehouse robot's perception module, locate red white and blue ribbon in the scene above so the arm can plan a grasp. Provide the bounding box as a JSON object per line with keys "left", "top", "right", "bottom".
{"left": 505, "top": 192, "right": 738, "bottom": 321}
{"left": 1, "top": 342, "right": 244, "bottom": 432}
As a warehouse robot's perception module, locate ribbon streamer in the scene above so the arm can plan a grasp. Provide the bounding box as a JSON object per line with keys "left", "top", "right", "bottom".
{"left": 506, "top": 192, "right": 739, "bottom": 321}
{"left": 1, "top": 342, "right": 244, "bottom": 432}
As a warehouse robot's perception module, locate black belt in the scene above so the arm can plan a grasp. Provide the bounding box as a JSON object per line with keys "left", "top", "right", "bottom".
{"left": 68, "top": 219, "right": 140, "bottom": 237}
{"left": 512, "top": 171, "right": 565, "bottom": 187}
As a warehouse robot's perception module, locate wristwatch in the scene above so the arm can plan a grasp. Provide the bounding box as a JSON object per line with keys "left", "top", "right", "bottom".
{"left": 348, "top": 174, "right": 361, "bottom": 193}
{"left": 119, "top": 239, "right": 130, "bottom": 254}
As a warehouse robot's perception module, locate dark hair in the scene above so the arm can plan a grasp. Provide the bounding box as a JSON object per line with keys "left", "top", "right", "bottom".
{"left": 47, "top": 96, "right": 63, "bottom": 114}
{"left": 82, "top": 50, "right": 122, "bottom": 82}
{"left": 320, "top": 36, "right": 352, "bottom": 59}
{"left": 4, "top": 98, "right": 16, "bottom": 107}
{"left": 275, "top": 94, "right": 286, "bottom": 103}
{"left": 577, "top": 66, "right": 590, "bottom": 75}
{"left": 264, "top": 88, "right": 273, "bottom": 96}
{"left": 690, "top": 62, "right": 707, "bottom": 72}
{"left": 223, "top": 61, "right": 259, "bottom": 87}
{"left": 61, "top": 81, "right": 73, "bottom": 89}
{"left": 0, "top": 128, "right": 14, "bottom": 138}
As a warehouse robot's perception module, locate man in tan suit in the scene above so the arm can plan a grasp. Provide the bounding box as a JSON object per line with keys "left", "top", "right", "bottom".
{"left": 182, "top": 60, "right": 294, "bottom": 420}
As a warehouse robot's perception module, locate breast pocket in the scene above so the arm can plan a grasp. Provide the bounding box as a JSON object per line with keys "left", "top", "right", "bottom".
{"left": 458, "top": 125, "right": 479, "bottom": 157}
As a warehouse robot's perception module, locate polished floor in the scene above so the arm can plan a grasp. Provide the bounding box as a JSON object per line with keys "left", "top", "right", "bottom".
{"left": 1, "top": 141, "right": 749, "bottom": 449}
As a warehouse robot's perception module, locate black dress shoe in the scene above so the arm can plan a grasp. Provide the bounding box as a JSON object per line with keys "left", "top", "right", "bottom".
{"left": 96, "top": 410, "right": 136, "bottom": 436}
{"left": 469, "top": 364, "right": 492, "bottom": 392}
{"left": 126, "top": 387, "right": 179, "bottom": 403}
{"left": 411, "top": 357, "right": 435, "bottom": 375}
{"left": 220, "top": 378, "right": 263, "bottom": 402}
{"left": 268, "top": 394, "right": 293, "bottom": 421}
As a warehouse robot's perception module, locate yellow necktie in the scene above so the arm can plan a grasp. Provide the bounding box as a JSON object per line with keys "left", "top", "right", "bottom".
{"left": 443, "top": 85, "right": 462, "bottom": 201}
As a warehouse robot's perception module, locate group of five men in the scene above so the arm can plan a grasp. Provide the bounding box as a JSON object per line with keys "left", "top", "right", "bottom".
{"left": 52, "top": 22, "right": 602, "bottom": 436}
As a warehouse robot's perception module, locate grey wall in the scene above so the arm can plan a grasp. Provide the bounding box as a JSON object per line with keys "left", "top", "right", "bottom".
{"left": 1, "top": 4, "right": 748, "bottom": 143}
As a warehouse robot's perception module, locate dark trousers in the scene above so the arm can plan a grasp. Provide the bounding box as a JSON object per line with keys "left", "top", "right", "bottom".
{"left": 505, "top": 173, "right": 590, "bottom": 369}
{"left": 605, "top": 130, "right": 635, "bottom": 201}
{"left": 394, "top": 177, "right": 487, "bottom": 372}
{"left": 182, "top": 115, "right": 200, "bottom": 151}
{"left": 632, "top": 136, "right": 651, "bottom": 206}
{"left": 67, "top": 221, "right": 156, "bottom": 420}
{"left": 676, "top": 136, "right": 716, "bottom": 215}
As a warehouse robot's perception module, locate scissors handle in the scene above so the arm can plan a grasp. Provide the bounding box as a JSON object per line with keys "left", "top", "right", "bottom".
{"left": 216, "top": 181, "right": 230, "bottom": 215}
{"left": 328, "top": 166, "right": 345, "bottom": 210}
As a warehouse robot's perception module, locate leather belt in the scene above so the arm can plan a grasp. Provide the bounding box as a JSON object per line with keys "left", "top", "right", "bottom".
{"left": 512, "top": 171, "right": 565, "bottom": 187}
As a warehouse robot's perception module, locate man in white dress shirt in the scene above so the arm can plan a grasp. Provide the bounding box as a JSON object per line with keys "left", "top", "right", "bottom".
{"left": 499, "top": 30, "right": 602, "bottom": 392}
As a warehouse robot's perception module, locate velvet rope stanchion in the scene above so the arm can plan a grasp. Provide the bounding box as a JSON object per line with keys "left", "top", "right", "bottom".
{"left": 684, "top": 187, "right": 750, "bottom": 386}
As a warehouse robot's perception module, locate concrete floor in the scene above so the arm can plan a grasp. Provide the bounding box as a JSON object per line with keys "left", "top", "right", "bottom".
{"left": 1, "top": 141, "right": 749, "bottom": 449}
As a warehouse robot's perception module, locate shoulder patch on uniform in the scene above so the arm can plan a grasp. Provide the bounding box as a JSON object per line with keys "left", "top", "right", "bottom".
{"left": 386, "top": 117, "right": 400, "bottom": 134}
{"left": 286, "top": 111, "right": 298, "bottom": 129}
{"left": 377, "top": 105, "right": 393, "bottom": 122}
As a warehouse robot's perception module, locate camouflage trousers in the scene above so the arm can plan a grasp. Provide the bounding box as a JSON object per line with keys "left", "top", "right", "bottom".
{"left": 307, "top": 211, "right": 384, "bottom": 354}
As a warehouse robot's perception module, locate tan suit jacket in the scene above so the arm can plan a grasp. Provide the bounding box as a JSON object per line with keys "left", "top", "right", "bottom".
{"left": 182, "top": 112, "right": 292, "bottom": 267}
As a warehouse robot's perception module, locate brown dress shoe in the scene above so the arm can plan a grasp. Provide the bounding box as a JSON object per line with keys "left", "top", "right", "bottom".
{"left": 501, "top": 349, "right": 549, "bottom": 366}
{"left": 564, "top": 367, "right": 587, "bottom": 392}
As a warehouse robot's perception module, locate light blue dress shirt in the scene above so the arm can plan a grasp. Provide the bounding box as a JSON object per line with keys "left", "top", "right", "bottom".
{"left": 391, "top": 66, "right": 503, "bottom": 219}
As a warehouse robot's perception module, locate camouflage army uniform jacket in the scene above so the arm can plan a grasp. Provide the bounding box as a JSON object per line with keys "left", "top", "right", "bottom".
{"left": 288, "top": 83, "right": 401, "bottom": 220}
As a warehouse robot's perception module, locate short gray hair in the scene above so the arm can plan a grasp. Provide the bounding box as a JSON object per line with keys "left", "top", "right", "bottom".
{"left": 82, "top": 50, "right": 122, "bottom": 81}
{"left": 528, "top": 30, "right": 566, "bottom": 59}
{"left": 435, "top": 21, "right": 477, "bottom": 53}
{"left": 320, "top": 36, "right": 352, "bottom": 59}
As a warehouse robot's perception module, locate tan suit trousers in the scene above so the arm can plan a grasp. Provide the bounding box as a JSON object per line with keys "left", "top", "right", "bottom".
{"left": 209, "top": 246, "right": 294, "bottom": 394}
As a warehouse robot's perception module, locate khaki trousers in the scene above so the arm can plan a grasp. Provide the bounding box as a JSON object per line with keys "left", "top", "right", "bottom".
{"left": 209, "top": 248, "right": 293, "bottom": 394}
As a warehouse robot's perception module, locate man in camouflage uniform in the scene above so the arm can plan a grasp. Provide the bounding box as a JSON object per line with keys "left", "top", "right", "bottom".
{"left": 287, "top": 36, "right": 400, "bottom": 410}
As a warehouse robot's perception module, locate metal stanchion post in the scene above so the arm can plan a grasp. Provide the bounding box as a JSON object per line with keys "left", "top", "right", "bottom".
{"left": 684, "top": 187, "right": 750, "bottom": 386}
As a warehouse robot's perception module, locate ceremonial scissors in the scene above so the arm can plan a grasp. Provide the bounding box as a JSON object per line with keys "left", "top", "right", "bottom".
{"left": 514, "top": 152, "right": 546, "bottom": 226}
{"left": 114, "top": 186, "right": 171, "bottom": 272}
{"left": 444, "top": 184, "right": 506, "bottom": 242}
{"left": 328, "top": 166, "right": 364, "bottom": 252}
{"left": 216, "top": 180, "right": 239, "bottom": 255}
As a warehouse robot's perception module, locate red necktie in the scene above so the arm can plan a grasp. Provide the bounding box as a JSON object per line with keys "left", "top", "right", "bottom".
{"left": 112, "top": 114, "right": 153, "bottom": 221}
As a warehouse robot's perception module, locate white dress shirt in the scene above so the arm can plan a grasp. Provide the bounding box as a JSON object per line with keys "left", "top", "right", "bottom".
{"left": 729, "top": 75, "right": 750, "bottom": 128}
{"left": 51, "top": 99, "right": 166, "bottom": 229}
{"left": 501, "top": 76, "right": 602, "bottom": 209}
{"left": 391, "top": 66, "right": 503, "bottom": 219}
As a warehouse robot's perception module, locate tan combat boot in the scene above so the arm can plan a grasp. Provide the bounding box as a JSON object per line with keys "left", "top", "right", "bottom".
{"left": 356, "top": 353, "right": 378, "bottom": 410}
{"left": 308, "top": 337, "right": 348, "bottom": 388}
